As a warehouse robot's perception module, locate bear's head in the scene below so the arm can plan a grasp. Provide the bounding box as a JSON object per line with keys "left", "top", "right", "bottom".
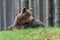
{"left": 20, "top": 7, "right": 34, "bottom": 23}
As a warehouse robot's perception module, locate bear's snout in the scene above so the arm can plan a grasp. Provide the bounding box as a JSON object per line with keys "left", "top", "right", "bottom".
{"left": 29, "top": 16, "right": 34, "bottom": 21}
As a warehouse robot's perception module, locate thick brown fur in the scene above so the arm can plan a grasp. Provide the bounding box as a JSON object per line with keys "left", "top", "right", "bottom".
{"left": 6, "top": 8, "right": 45, "bottom": 30}
{"left": 6, "top": 8, "right": 34, "bottom": 30}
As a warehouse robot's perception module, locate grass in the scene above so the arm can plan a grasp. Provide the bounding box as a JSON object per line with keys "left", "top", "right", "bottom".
{"left": 0, "top": 27, "right": 60, "bottom": 40}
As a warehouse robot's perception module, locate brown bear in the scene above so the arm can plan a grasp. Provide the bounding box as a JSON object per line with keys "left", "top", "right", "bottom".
{"left": 6, "top": 7, "right": 45, "bottom": 30}
{"left": 6, "top": 7, "right": 34, "bottom": 30}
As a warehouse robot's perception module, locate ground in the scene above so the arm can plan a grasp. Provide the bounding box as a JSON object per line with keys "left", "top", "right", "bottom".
{"left": 0, "top": 27, "right": 60, "bottom": 40}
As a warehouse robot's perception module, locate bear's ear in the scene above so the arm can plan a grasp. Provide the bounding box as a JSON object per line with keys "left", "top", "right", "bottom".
{"left": 29, "top": 8, "right": 32, "bottom": 11}
{"left": 22, "top": 7, "right": 26, "bottom": 13}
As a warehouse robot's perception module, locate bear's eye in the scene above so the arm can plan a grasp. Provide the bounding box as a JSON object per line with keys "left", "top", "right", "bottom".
{"left": 26, "top": 13, "right": 30, "bottom": 16}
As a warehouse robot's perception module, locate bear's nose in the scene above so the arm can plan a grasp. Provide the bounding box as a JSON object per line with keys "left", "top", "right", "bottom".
{"left": 32, "top": 19, "right": 34, "bottom": 21}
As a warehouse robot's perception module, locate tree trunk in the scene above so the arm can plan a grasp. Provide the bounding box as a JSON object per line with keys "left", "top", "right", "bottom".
{"left": 6, "top": 0, "right": 12, "bottom": 28}
{"left": 43, "top": 0, "right": 46, "bottom": 25}
{"left": 3, "top": 0, "right": 6, "bottom": 30}
{"left": 12, "top": 0, "right": 15, "bottom": 23}
{"left": 0, "top": 0, "right": 4, "bottom": 30}
{"left": 0, "top": 0, "right": 3, "bottom": 30}
{"left": 15, "top": 0, "right": 19, "bottom": 16}
{"left": 21, "top": 0, "right": 29, "bottom": 11}
{"left": 58, "top": 0, "right": 60, "bottom": 26}
{"left": 36, "top": 0, "right": 40, "bottom": 21}
{"left": 46, "top": 0, "right": 49, "bottom": 27}
{"left": 34, "top": 0, "right": 37, "bottom": 20}
{"left": 54, "top": 0, "right": 60, "bottom": 27}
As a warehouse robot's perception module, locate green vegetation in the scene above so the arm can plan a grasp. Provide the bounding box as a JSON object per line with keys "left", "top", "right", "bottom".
{"left": 0, "top": 27, "right": 60, "bottom": 40}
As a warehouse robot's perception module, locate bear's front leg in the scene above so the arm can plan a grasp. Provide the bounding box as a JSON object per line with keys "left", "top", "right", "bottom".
{"left": 30, "top": 20, "right": 46, "bottom": 28}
